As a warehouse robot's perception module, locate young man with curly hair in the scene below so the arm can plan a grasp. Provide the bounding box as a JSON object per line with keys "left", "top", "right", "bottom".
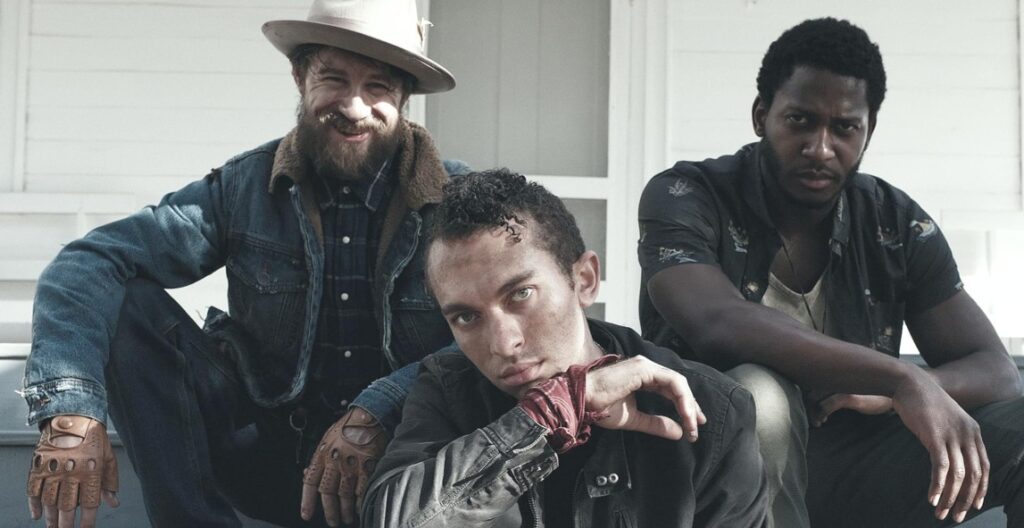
{"left": 639, "top": 18, "right": 1024, "bottom": 527}
{"left": 363, "top": 169, "right": 769, "bottom": 527}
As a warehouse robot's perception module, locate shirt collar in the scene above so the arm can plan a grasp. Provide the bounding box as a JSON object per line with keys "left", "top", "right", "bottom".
{"left": 312, "top": 158, "right": 393, "bottom": 212}
{"left": 742, "top": 141, "right": 851, "bottom": 252}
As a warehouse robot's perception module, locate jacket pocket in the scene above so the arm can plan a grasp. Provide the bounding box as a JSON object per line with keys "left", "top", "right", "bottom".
{"left": 225, "top": 239, "right": 308, "bottom": 360}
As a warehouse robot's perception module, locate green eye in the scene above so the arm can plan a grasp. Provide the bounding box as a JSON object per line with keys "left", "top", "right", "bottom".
{"left": 512, "top": 288, "right": 534, "bottom": 301}
{"left": 453, "top": 313, "right": 477, "bottom": 325}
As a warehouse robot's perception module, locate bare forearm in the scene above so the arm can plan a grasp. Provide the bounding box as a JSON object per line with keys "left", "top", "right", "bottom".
{"left": 928, "top": 349, "right": 1022, "bottom": 409}
{"left": 693, "top": 300, "right": 919, "bottom": 396}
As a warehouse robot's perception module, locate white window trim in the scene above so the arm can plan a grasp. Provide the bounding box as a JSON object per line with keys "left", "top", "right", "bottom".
{"left": 0, "top": 0, "right": 30, "bottom": 193}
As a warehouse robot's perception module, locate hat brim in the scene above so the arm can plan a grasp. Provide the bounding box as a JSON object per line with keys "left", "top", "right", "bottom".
{"left": 262, "top": 19, "right": 455, "bottom": 94}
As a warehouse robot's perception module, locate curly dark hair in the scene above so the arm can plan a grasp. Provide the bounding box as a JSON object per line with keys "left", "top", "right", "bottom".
{"left": 428, "top": 168, "right": 585, "bottom": 280}
{"left": 757, "top": 18, "right": 886, "bottom": 117}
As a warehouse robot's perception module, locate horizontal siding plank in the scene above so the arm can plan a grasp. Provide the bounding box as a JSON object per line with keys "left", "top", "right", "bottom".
{"left": 670, "top": 17, "right": 1015, "bottom": 56}
{"left": 25, "top": 140, "right": 251, "bottom": 176}
{"left": 28, "top": 71, "right": 297, "bottom": 109}
{"left": 32, "top": 3, "right": 305, "bottom": 40}
{"left": 30, "top": 36, "right": 289, "bottom": 73}
{"left": 670, "top": 0, "right": 1017, "bottom": 24}
{"left": 28, "top": 107, "right": 293, "bottom": 144}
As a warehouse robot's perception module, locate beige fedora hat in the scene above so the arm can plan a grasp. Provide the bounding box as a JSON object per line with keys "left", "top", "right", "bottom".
{"left": 263, "top": 0, "right": 455, "bottom": 94}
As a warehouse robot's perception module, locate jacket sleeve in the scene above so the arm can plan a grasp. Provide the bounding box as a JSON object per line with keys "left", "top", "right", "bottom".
{"left": 363, "top": 365, "right": 558, "bottom": 528}
{"left": 693, "top": 386, "right": 770, "bottom": 528}
{"left": 22, "top": 167, "right": 234, "bottom": 426}
{"left": 351, "top": 361, "right": 420, "bottom": 434}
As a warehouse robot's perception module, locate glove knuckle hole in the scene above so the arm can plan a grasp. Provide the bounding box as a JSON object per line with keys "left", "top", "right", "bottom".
{"left": 64, "top": 460, "right": 74, "bottom": 471}
{"left": 33, "top": 455, "right": 42, "bottom": 468}
{"left": 88, "top": 459, "right": 96, "bottom": 470}
{"left": 47, "top": 459, "right": 59, "bottom": 472}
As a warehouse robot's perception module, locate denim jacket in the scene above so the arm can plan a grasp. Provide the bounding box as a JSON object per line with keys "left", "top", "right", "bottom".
{"left": 23, "top": 120, "right": 467, "bottom": 432}
{"left": 364, "top": 319, "right": 768, "bottom": 527}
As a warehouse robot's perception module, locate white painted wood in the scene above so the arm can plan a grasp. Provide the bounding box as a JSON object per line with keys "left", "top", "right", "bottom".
{"left": 0, "top": 0, "right": 30, "bottom": 193}
{"left": 25, "top": 141, "right": 260, "bottom": 177}
{"left": 0, "top": 192, "right": 134, "bottom": 213}
{"left": 31, "top": 3, "right": 306, "bottom": 40}
{"left": 1020, "top": 0, "right": 1024, "bottom": 210}
{"left": 943, "top": 211, "right": 1024, "bottom": 230}
{"left": 28, "top": 71, "right": 297, "bottom": 109}
{"left": 0, "top": 344, "right": 30, "bottom": 359}
{"left": 28, "top": 107, "right": 294, "bottom": 144}
{"left": 30, "top": 36, "right": 292, "bottom": 74}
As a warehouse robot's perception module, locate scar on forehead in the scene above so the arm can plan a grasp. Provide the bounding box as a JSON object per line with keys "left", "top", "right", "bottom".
{"left": 502, "top": 215, "right": 526, "bottom": 244}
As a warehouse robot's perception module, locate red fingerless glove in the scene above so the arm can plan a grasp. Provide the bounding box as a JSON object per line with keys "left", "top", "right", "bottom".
{"left": 517, "top": 354, "right": 621, "bottom": 453}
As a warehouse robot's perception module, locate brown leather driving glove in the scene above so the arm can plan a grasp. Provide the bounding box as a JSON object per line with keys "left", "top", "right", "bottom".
{"left": 27, "top": 415, "right": 119, "bottom": 511}
{"left": 303, "top": 407, "right": 389, "bottom": 509}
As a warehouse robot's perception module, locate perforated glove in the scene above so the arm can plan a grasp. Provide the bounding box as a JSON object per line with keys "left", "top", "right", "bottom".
{"left": 300, "top": 407, "right": 389, "bottom": 526}
{"left": 28, "top": 415, "right": 119, "bottom": 527}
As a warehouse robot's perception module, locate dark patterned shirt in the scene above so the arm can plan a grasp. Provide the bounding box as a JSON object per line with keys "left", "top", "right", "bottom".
{"left": 638, "top": 142, "right": 962, "bottom": 366}
{"left": 309, "top": 161, "right": 393, "bottom": 410}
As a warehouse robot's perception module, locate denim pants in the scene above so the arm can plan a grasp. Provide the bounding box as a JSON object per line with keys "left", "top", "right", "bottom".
{"left": 730, "top": 363, "right": 1024, "bottom": 528}
{"left": 105, "top": 279, "right": 337, "bottom": 527}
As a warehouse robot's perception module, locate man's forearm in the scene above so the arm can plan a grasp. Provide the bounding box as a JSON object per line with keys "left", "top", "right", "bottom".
{"left": 693, "top": 299, "right": 920, "bottom": 398}
{"left": 928, "top": 348, "right": 1022, "bottom": 409}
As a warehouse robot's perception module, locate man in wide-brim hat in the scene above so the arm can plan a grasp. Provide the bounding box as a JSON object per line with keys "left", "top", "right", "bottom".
{"left": 23, "top": 1, "right": 465, "bottom": 526}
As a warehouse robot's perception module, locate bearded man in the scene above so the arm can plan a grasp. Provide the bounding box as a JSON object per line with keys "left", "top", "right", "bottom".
{"left": 21, "top": 1, "right": 466, "bottom": 526}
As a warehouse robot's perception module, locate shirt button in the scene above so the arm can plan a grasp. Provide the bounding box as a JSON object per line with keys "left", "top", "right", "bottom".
{"left": 340, "top": 292, "right": 350, "bottom": 301}
{"left": 608, "top": 473, "right": 619, "bottom": 484}
{"left": 595, "top": 475, "right": 608, "bottom": 486}
{"left": 339, "top": 399, "right": 349, "bottom": 407}
{"left": 342, "top": 186, "right": 351, "bottom": 194}
{"left": 342, "top": 236, "right": 351, "bottom": 244}
{"left": 343, "top": 350, "right": 353, "bottom": 358}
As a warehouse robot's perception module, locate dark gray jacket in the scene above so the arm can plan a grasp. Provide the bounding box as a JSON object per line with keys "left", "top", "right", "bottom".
{"left": 364, "top": 319, "right": 768, "bottom": 527}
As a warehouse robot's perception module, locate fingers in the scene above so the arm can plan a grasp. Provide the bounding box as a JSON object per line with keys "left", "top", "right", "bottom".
{"left": 102, "top": 448, "right": 119, "bottom": 493}
{"left": 928, "top": 443, "right": 949, "bottom": 512}
{"left": 300, "top": 483, "right": 319, "bottom": 521}
{"left": 813, "top": 394, "right": 843, "bottom": 427}
{"left": 102, "top": 490, "right": 119, "bottom": 509}
{"left": 974, "top": 432, "right": 990, "bottom": 511}
{"left": 58, "top": 505, "right": 76, "bottom": 528}
{"left": 43, "top": 502, "right": 58, "bottom": 528}
{"left": 950, "top": 441, "right": 983, "bottom": 523}
{"left": 339, "top": 469, "right": 356, "bottom": 526}
{"left": 29, "top": 495, "right": 42, "bottom": 520}
{"left": 319, "top": 463, "right": 342, "bottom": 526}
{"left": 626, "top": 411, "right": 685, "bottom": 440}
{"left": 935, "top": 444, "right": 965, "bottom": 521}
{"left": 81, "top": 505, "right": 98, "bottom": 528}
{"left": 355, "top": 458, "right": 376, "bottom": 516}
{"left": 321, "top": 491, "right": 341, "bottom": 527}
{"left": 650, "top": 367, "right": 704, "bottom": 441}
{"left": 301, "top": 454, "right": 326, "bottom": 521}
{"left": 57, "top": 479, "right": 79, "bottom": 513}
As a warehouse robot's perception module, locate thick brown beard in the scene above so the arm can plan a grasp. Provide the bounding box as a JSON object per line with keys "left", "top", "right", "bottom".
{"left": 294, "top": 103, "right": 403, "bottom": 182}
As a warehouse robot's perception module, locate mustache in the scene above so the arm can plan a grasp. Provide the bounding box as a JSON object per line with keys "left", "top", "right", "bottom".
{"left": 315, "top": 111, "right": 385, "bottom": 135}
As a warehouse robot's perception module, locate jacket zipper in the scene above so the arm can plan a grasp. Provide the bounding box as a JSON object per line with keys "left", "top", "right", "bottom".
{"left": 526, "top": 488, "right": 541, "bottom": 528}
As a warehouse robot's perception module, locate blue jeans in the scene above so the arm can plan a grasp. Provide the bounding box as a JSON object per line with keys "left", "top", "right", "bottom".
{"left": 105, "top": 279, "right": 338, "bottom": 527}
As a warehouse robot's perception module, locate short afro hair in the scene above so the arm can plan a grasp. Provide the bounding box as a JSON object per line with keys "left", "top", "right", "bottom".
{"left": 757, "top": 18, "right": 886, "bottom": 117}
{"left": 428, "top": 168, "right": 585, "bottom": 280}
